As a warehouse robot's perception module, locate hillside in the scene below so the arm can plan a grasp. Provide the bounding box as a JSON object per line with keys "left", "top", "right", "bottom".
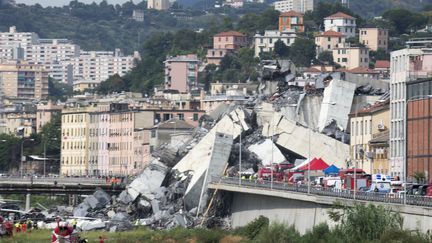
{"left": 0, "top": 2, "right": 220, "bottom": 54}
{"left": 319, "top": 0, "right": 432, "bottom": 18}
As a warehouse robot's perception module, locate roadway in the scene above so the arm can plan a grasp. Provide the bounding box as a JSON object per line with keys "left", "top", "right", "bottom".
{"left": 209, "top": 176, "right": 432, "bottom": 208}
{"left": 0, "top": 177, "right": 124, "bottom": 195}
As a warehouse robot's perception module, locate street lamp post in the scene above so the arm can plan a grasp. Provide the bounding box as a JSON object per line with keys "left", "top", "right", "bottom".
{"left": 21, "top": 138, "right": 34, "bottom": 177}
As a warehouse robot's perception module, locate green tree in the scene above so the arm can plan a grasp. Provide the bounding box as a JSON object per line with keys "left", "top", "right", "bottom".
{"left": 48, "top": 78, "right": 73, "bottom": 101}
{"left": 328, "top": 203, "right": 404, "bottom": 242}
{"left": 318, "top": 51, "right": 334, "bottom": 65}
{"left": 413, "top": 171, "right": 427, "bottom": 183}
{"left": 383, "top": 9, "right": 428, "bottom": 35}
{"left": 273, "top": 40, "right": 290, "bottom": 58}
{"left": 0, "top": 134, "right": 20, "bottom": 172}
{"left": 289, "top": 38, "right": 316, "bottom": 67}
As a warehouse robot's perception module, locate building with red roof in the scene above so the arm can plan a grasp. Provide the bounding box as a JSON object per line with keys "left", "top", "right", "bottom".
{"left": 315, "top": 30, "right": 346, "bottom": 54}
{"left": 374, "top": 60, "right": 390, "bottom": 79}
{"left": 206, "top": 30, "right": 248, "bottom": 65}
{"left": 324, "top": 12, "right": 357, "bottom": 38}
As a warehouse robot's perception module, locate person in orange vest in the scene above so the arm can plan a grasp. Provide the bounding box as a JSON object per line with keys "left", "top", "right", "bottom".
{"left": 21, "top": 220, "right": 26, "bottom": 233}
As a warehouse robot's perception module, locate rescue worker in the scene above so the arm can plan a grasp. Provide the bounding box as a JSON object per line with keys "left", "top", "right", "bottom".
{"left": 26, "top": 219, "right": 33, "bottom": 232}
{"left": 20, "top": 220, "right": 26, "bottom": 233}
{"left": 71, "top": 218, "right": 77, "bottom": 229}
{"left": 14, "top": 222, "right": 20, "bottom": 233}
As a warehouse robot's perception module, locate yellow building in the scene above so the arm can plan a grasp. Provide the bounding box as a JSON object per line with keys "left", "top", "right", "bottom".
{"left": 315, "top": 30, "right": 346, "bottom": 54}
{"left": 369, "top": 131, "right": 389, "bottom": 174}
{"left": 332, "top": 46, "right": 369, "bottom": 69}
{"left": 60, "top": 107, "right": 91, "bottom": 176}
{"left": 359, "top": 28, "right": 388, "bottom": 51}
{"left": 73, "top": 80, "right": 99, "bottom": 92}
{"left": 0, "top": 60, "right": 49, "bottom": 99}
{"left": 349, "top": 101, "right": 389, "bottom": 174}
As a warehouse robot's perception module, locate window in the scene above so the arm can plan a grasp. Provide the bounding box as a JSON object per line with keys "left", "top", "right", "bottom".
{"left": 193, "top": 113, "right": 199, "bottom": 121}
{"left": 327, "top": 37, "right": 331, "bottom": 41}
{"left": 151, "top": 130, "right": 156, "bottom": 138}
{"left": 342, "top": 58, "right": 347, "bottom": 62}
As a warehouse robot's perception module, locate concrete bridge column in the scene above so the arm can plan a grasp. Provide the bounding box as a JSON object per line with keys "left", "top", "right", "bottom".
{"left": 25, "top": 193, "right": 31, "bottom": 211}
{"left": 69, "top": 194, "right": 78, "bottom": 206}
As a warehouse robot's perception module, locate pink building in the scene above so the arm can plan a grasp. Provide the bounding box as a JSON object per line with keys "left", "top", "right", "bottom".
{"left": 206, "top": 31, "right": 247, "bottom": 66}
{"left": 213, "top": 31, "right": 248, "bottom": 50}
{"left": 164, "top": 54, "right": 199, "bottom": 93}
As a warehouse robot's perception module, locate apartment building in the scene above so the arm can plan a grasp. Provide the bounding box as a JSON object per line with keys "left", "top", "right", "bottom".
{"left": 0, "top": 27, "right": 139, "bottom": 85}
{"left": 349, "top": 101, "right": 389, "bottom": 174}
{"left": 0, "top": 60, "right": 49, "bottom": 99}
{"left": 206, "top": 31, "right": 247, "bottom": 66}
{"left": 406, "top": 80, "right": 432, "bottom": 182}
{"left": 70, "top": 49, "right": 140, "bottom": 84}
{"left": 0, "top": 101, "right": 36, "bottom": 138}
{"left": 389, "top": 39, "right": 432, "bottom": 177}
{"left": 147, "top": 0, "right": 170, "bottom": 10}
{"left": 0, "top": 46, "right": 24, "bottom": 60}
{"left": 59, "top": 97, "right": 203, "bottom": 177}
{"left": 315, "top": 30, "right": 346, "bottom": 54}
{"left": 273, "top": 0, "right": 314, "bottom": 13}
{"left": 27, "top": 39, "right": 80, "bottom": 63}
{"left": 332, "top": 46, "right": 369, "bottom": 69}
{"left": 164, "top": 54, "right": 199, "bottom": 93}
{"left": 132, "top": 9, "right": 144, "bottom": 22}
{"left": 324, "top": 12, "right": 356, "bottom": 38}
{"left": 254, "top": 30, "right": 297, "bottom": 57}
{"left": 0, "top": 26, "right": 38, "bottom": 58}
{"left": 278, "top": 11, "right": 305, "bottom": 33}
{"left": 213, "top": 31, "right": 248, "bottom": 50}
{"left": 359, "top": 28, "right": 389, "bottom": 51}
{"left": 36, "top": 101, "right": 63, "bottom": 133}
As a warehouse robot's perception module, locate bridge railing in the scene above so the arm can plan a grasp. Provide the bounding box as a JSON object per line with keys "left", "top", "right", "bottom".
{"left": 211, "top": 176, "right": 432, "bottom": 208}
{"left": 0, "top": 177, "right": 108, "bottom": 185}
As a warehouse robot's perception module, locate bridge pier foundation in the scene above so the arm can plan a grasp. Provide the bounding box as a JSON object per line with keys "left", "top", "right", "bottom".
{"left": 25, "top": 193, "right": 31, "bottom": 211}
{"left": 69, "top": 194, "right": 78, "bottom": 206}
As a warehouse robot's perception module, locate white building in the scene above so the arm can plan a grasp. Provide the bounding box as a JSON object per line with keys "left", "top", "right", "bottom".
{"left": 389, "top": 39, "right": 432, "bottom": 177}
{"left": 273, "top": 0, "right": 313, "bottom": 13}
{"left": 324, "top": 12, "right": 356, "bottom": 38}
{"left": 0, "top": 46, "right": 24, "bottom": 60}
{"left": 254, "top": 30, "right": 297, "bottom": 57}
{"left": 0, "top": 26, "right": 38, "bottom": 59}
{"left": 70, "top": 49, "right": 140, "bottom": 84}
{"left": 27, "top": 39, "right": 80, "bottom": 63}
{"left": 132, "top": 9, "right": 144, "bottom": 22}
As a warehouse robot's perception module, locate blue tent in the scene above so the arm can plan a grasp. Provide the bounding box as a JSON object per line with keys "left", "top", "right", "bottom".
{"left": 323, "top": 164, "right": 340, "bottom": 175}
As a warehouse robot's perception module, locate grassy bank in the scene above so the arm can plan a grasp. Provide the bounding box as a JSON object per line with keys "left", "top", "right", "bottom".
{"left": 0, "top": 227, "right": 245, "bottom": 243}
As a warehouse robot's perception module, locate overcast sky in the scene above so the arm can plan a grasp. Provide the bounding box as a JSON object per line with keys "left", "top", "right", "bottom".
{"left": 15, "top": 0, "right": 139, "bottom": 7}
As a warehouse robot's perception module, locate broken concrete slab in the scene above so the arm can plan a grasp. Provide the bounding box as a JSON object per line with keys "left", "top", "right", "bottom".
{"left": 118, "top": 190, "right": 133, "bottom": 204}
{"left": 127, "top": 160, "right": 169, "bottom": 201}
{"left": 151, "top": 199, "right": 160, "bottom": 214}
{"left": 93, "top": 189, "right": 111, "bottom": 207}
{"left": 261, "top": 112, "right": 349, "bottom": 169}
{"left": 73, "top": 202, "right": 90, "bottom": 217}
{"left": 318, "top": 78, "right": 356, "bottom": 132}
{"left": 248, "top": 139, "right": 286, "bottom": 166}
{"left": 84, "top": 195, "right": 99, "bottom": 209}
{"left": 79, "top": 219, "right": 105, "bottom": 231}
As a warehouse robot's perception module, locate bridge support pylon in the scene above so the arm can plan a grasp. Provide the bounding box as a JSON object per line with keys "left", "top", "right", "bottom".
{"left": 25, "top": 193, "right": 31, "bottom": 211}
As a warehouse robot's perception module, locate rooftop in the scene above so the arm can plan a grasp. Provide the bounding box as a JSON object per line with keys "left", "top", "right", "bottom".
{"left": 156, "top": 118, "right": 195, "bottom": 130}
{"left": 316, "top": 30, "right": 345, "bottom": 37}
{"left": 349, "top": 100, "right": 389, "bottom": 117}
{"left": 280, "top": 10, "right": 303, "bottom": 17}
{"left": 214, "top": 31, "right": 245, "bottom": 37}
{"left": 325, "top": 12, "right": 356, "bottom": 20}
{"left": 375, "top": 60, "right": 390, "bottom": 69}
{"left": 347, "top": 67, "right": 379, "bottom": 74}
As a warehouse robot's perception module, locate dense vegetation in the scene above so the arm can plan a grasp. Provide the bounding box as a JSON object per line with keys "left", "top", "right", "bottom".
{"left": 5, "top": 203, "right": 432, "bottom": 242}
